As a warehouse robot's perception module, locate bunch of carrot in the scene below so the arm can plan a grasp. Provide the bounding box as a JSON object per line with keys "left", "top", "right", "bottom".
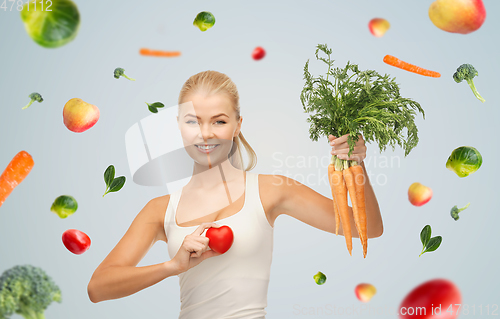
{"left": 328, "top": 156, "right": 367, "bottom": 257}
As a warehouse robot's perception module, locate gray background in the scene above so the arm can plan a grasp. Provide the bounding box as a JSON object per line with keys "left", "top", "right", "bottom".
{"left": 1, "top": 0, "right": 499, "bottom": 318}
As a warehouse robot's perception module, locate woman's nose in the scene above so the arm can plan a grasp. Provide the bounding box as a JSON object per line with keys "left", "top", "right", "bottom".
{"left": 198, "top": 123, "right": 215, "bottom": 140}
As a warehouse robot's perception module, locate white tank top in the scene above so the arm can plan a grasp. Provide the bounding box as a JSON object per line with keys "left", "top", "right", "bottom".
{"left": 164, "top": 172, "right": 274, "bottom": 319}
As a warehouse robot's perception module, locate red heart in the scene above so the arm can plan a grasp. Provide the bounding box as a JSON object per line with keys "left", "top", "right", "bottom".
{"left": 205, "top": 225, "right": 234, "bottom": 254}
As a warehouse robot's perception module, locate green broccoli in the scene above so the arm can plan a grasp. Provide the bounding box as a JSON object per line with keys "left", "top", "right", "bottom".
{"left": 22, "top": 93, "right": 43, "bottom": 110}
{"left": 453, "top": 64, "right": 485, "bottom": 103}
{"left": 0, "top": 265, "right": 62, "bottom": 319}
{"left": 113, "top": 67, "right": 135, "bottom": 81}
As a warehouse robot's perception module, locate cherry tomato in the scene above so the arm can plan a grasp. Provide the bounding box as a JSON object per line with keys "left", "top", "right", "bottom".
{"left": 252, "top": 46, "right": 266, "bottom": 60}
{"left": 205, "top": 225, "right": 234, "bottom": 254}
{"left": 399, "top": 278, "right": 461, "bottom": 319}
{"left": 62, "top": 229, "right": 91, "bottom": 255}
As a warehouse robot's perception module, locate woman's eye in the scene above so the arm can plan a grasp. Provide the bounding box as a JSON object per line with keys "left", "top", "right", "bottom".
{"left": 186, "top": 120, "right": 198, "bottom": 124}
{"left": 215, "top": 120, "right": 226, "bottom": 125}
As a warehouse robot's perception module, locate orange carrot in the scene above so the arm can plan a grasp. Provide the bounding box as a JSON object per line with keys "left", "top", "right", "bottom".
{"left": 328, "top": 164, "right": 340, "bottom": 236}
{"left": 139, "top": 48, "right": 181, "bottom": 57}
{"left": 343, "top": 163, "right": 363, "bottom": 253}
{"left": 0, "top": 151, "right": 34, "bottom": 208}
{"left": 383, "top": 55, "right": 441, "bottom": 78}
{"left": 351, "top": 164, "right": 367, "bottom": 258}
{"left": 330, "top": 157, "right": 352, "bottom": 255}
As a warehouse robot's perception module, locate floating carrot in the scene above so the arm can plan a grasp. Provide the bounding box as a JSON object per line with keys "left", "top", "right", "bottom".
{"left": 350, "top": 163, "right": 367, "bottom": 258}
{"left": 0, "top": 151, "right": 34, "bottom": 208}
{"left": 139, "top": 48, "right": 181, "bottom": 57}
{"left": 342, "top": 161, "right": 363, "bottom": 254}
{"left": 328, "top": 163, "right": 341, "bottom": 236}
{"left": 383, "top": 55, "right": 441, "bottom": 78}
{"left": 330, "top": 156, "right": 352, "bottom": 255}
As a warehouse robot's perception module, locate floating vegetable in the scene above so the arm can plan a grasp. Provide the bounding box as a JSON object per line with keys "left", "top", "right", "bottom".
{"left": 20, "top": 0, "right": 80, "bottom": 48}
{"left": 62, "top": 229, "right": 91, "bottom": 254}
{"left": 22, "top": 92, "right": 43, "bottom": 110}
{"left": 193, "top": 11, "right": 216, "bottom": 31}
{"left": 453, "top": 64, "right": 485, "bottom": 102}
{"left": 114, "top": 68, "right": 135, "bottom": 81}
{"left": 103, "top": 165, "right": 126, "bottom": 197}
{"left": 51, "top": 195, "right": 78, "bottom": 219}
{"left": 301, "top": 44, "right": 424, "bottom": 257}
{"left": 419, "top": 225, "right": 442, "bottom": 257}
{"left": 355, "top": 283, "right": 377, "bottom": 302}
{"left": 450, "top": 202, "right": 470, "bottom": 221}
{"left": 0, "top": 151, "right": 34, "bottom": 209}
{"left": 446, "top": 146, "right": 482, "bottom": 178}
{"left": 139, "top": 48, "right": 181, "bottom": 57}
{"left": 146, "top": 102, "right": 165, "bottom": 113}
{"left": 313, "top": 271, "right": 327, "bottom": 285}
{"left": 0, "top": 265, "right": 62, "bottom": 319}
{"left": 383, "top": 55, "right": 441, "bottom": 77}
{"left": 252, "top": 46, "right": 266, "bottom": 60}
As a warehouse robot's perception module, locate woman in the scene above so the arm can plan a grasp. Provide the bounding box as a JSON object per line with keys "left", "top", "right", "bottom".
{"left": 87, "top": 70, "right": 383, "bottom": 318}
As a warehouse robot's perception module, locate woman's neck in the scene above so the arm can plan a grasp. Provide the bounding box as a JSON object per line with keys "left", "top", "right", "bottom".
{"left": 190, "top": 158, "right": 245, "bottom": 190}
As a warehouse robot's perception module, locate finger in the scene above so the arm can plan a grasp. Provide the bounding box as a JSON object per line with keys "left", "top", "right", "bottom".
{"left": 328, "top": 135, "right": 336, "bottom": 141}
{"left": 337, "top": 153, "right": 365, "bottom": 162}
{"left": 193, "top": 222, "right": 220, "bottom": 236}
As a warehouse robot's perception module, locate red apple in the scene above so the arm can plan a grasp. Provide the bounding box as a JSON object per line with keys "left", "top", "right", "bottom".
{"left": 355, "top": 283, "right": 377, "bottom": 302}
{"left": 63, "top": 98, "right": 99, "bottom": 133}
{"left": 429, "top": 0, "right": 486, "bottom": 34}
{"left": 399, "top": 279, "right": 461, "bottom": 319}
{"left": 408, "top": 182, "right": 433, "bottom": 206}
{"left": 368, "top": 18, "right": 390, "bottom": 37}
{"left": 252, "top": 46, "right": 266, "bottom": 60}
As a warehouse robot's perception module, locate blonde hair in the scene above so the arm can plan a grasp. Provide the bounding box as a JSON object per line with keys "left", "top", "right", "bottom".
{"left": 178, "top": 70, "right": 257, "bottom": 171}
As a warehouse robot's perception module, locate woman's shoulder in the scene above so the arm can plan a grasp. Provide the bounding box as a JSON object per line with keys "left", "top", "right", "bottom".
{"left": 257, "top": 173, "right": 296, "bottom": 189}
{"left": 139, "top": 194, "right": 172, "bottom": 224}
{"left": 255, "top": 173, "right": 292, "bottom": 214}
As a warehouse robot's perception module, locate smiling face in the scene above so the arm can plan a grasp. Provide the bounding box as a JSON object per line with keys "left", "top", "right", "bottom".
{"left": 177, "top": 92, "right": 242, "bottom": 168}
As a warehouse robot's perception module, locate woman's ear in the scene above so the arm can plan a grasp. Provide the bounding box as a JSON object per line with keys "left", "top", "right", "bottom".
{"left": 234, "top": 116, "right": 243, "bottom": 137}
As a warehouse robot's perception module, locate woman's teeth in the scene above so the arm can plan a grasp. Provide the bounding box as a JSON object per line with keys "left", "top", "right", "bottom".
{"left": 196, "top": 144, "right": 218, "bottom": 150}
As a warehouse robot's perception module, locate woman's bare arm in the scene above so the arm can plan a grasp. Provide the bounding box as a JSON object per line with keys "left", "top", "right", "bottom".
{"left": 268, "top": 161, "right": 383, "bottom": 238}
{"left": 87, "top": 196, "right": 179, "bottom": 303}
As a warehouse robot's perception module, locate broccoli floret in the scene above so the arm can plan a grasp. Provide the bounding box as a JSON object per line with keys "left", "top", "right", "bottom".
{"left": 453, "top": 64, "right": 485, "bottom": 103}
{"left": 22, "top": 93, "right": 43, "bottom": 110}
{"left": 450, "top": 202, "right": 470, "bottom": 221}
{"left": 0, "top": 265, "right": 62, "bottom": 319}
{"left": 113, "top": 67, "right": 135, "bottom": 81}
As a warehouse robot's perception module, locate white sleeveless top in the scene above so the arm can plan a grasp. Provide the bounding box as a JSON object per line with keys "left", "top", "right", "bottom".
{"left": 164, "top": 172, "right": 274, "bottom": 319}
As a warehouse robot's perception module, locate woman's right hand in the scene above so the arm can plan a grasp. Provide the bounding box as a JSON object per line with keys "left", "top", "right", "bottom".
{"left": 171, "top": 222, "right": 223, "bottom": 275}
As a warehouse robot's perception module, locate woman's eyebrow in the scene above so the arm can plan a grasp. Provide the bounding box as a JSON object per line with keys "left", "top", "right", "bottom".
{"left": 184, "top": 113, "right": 229, "bottom": 119}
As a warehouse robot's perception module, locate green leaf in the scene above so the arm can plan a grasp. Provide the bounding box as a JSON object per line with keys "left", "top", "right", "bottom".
{"left": 147, "top": 103, "right": 158, "bottom": 113}
{"left": 149, "top": 102, "right": 164, "bottom": 108}
{"left": 420, "top": 225, "right": 431, "bottom": 246}
{"left": 424, "top": 236, "right": 442, "bottom": 253}
{"left": 104, "top": 165, "right": 115, "bottom": 189}
{"left": 107, "top": 176, "right": 126, "bottom": 194}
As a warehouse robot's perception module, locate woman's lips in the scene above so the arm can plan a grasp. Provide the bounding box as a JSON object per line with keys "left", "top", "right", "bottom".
{"left": 195, "top": 144, "right": 220, "bottom": 154}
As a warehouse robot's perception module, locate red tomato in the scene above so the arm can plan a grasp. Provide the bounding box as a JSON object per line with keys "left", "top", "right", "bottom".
{"left": 205, "top": 225, "right": 234, "bottom": 254}
{"left": 252, "top": 46, "right": 266, "bottom": 60}
{"left": 62, "top": 229, "right": 91, "bottom": 255}
{"left": 399, "top": 279, "right": 461, "bottom": 319}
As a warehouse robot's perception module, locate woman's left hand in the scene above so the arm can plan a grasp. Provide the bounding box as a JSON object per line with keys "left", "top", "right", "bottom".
{"left": 328, "top": 134, "right": 367, "bottom": 163}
